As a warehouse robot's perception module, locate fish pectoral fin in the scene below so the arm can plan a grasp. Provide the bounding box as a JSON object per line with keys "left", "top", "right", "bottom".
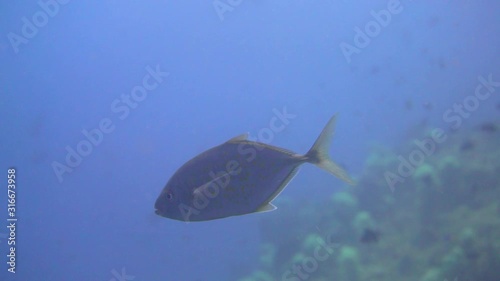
{"left": 255, "top": 203, "right": 277, "bottom": 213}
{"left": 193, "top": 173, "right": 229, "bottom": 196}
{"left": 193, "top": 186, "right": 203, "bottom": 196}
{"left": 227, "top": 133, "right": 248, "bottom": 143}
{"left": 193, "top": 181, "right": 212, "bottom": 196}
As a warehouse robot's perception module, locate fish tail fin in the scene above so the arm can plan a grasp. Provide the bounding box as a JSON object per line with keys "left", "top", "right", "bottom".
{"left": 304, "top": 114, "right": 355, "bottom": 186}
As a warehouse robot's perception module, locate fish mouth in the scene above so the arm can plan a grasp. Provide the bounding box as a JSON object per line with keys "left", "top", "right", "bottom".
{"left": 154, "top": 198, "right": 164, "bottom": 216}
{"left": 155, "top": 208, "right": 169, "bottom": 218}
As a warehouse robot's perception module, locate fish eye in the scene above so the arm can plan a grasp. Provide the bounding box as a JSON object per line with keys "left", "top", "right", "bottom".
{"left": 165, "top": 192, "right": 174, "bottom": 201}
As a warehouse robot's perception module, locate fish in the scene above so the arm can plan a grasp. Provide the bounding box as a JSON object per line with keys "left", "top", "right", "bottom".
{"left": 154, "top": 114, "right": 354, "bottom": 222}
{"left": 360, "top": 228, "right": 380, "bottom": 244}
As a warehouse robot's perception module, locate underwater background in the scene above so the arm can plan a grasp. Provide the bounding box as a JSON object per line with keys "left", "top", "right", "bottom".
{"left": 1, "top": 1, "right": 499, "bottom": 280}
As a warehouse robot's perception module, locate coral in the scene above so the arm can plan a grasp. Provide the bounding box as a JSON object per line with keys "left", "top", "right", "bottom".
{"left": 458, "top": 227, "right": 475, "bottom": 246}
{"left": 412, "top": 163, "right": 440, "bottom": 188}
{"left": 437, "top": 155, "right": 460, "bottom": 171}
{"left": 441, "top": 246, "right": 466, "bottom": 273}
{"left": 330, "top": 191, "right": 358, "bottom": 222}
{"left": 352, "top": 211, "right": 375, "bottom": 236}
{"left": 301, "top": 233, "right": 324, "bottom": 252}
{"left": 337, "top": 246, "right": 360, "bottom": 281}
{"left": 421, "top": 268, "right": 443, "bottom": 281}
{"left": 291, "top": 252, "right": 307, "bottom": 264}
{"left": 331, "top": 191, "right": 358, "bottom": 208}
{"left": 365, "top": 147, "right": 397, "bottom": 168}
{"left": 239, "top": 121, "right": 500, "bottom": 281}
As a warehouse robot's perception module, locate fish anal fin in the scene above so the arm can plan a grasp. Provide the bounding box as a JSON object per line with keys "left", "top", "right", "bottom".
{"left": 255, "top": 203, "right": 277, "bottom": 213}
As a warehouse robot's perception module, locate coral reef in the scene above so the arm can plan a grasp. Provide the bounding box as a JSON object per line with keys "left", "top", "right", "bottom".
{"left": 238, "top": 122, "right": 500, "bottom": 281}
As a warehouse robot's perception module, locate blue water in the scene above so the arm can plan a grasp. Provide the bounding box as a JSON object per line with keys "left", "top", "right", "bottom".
{"left": 1, "top": 1, "right": 499, "bottom": 280}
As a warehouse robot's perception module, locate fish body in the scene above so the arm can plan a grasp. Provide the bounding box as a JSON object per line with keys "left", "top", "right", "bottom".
{"left": 155, "top": 115, "right": 354, "bottom": 222}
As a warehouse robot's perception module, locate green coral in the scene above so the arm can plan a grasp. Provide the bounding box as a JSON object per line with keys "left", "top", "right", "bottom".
{"left": 301, "top": 233, "right": 324, "bottom": 252}
{"left": 352, "top": 211, "right": 375, "bottom": 235}
{"left": 337, "top": 246, "right": 360, "bottom": 281}
{"left": 442, "top": 246, "right": 466, "bottom": 268}
{"left": 421, "top": 267, "right": 443, "bottom": 281}
{"left": 291, "top": 252, "right": 307, "bottom": 264}
{"left": 365, "top": 147, "right": 397, "bottom": 168}
{"left": 331, "top": 191, "right": 359, "bottom": 222}
{"left": 412, "top": 163, "right": 441, "bottom": 187}
{"left": 331, "top": 191, "right": 358, "bottom": 208}
{"left": 459, "top": 227, "right": 475, "bottom": 243}
{"left": 438, "top": 155, "right": 460, "bottom": 171}
{"left": 239, "top": 121, "right": 500, "bottom": 281}
{"left": 338, "top": 246, "right": 359, "bottom": 263}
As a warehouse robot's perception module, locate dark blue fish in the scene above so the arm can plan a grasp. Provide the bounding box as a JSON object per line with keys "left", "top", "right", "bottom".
{"left": 155, "top": 115, "right": 354, "bottom": 222}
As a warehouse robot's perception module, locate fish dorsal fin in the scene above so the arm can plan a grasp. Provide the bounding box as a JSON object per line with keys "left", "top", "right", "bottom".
{"left": 255, "top": 203, "right": 277, "bottom": 213}
{"left": 227, "top": 133, "right": 248, "bottom": 143}
{"left": 267, "top": 145, "right": 297, "bottom": 157}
